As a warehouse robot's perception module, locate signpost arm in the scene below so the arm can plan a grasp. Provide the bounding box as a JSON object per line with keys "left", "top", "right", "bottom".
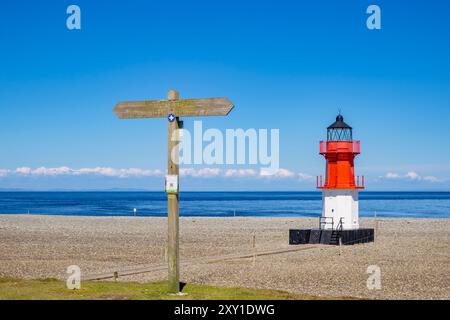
{"left": 167, "top": 89, "right": 180, "bottom": 293}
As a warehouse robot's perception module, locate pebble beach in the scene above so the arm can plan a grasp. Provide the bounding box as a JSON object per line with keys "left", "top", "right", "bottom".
{"left": 0, "top": 214, "right": 449, "bottom": 299}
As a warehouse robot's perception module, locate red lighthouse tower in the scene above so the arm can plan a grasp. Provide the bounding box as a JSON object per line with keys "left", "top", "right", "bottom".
{"left": 289, "top": 114, "right": 374, "bottom": 245}
{"left": 317, "top": 114, "right": 364, "bottom": 230}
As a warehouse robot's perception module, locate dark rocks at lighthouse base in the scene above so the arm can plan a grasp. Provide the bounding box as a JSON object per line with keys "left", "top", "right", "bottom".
{"left": 289, "top": 228, "right": 374, "bottom": 245}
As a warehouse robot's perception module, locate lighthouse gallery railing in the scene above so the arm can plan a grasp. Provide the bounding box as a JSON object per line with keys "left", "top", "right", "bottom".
{"left": 319, "top": 140, "right": 360, "bottom": 154}
{"left": 316, "top": 175, "right": 364, "bottom": 189}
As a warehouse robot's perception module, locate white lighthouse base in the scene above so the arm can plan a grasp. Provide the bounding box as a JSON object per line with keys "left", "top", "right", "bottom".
{"left": 322, "top": 189, "right": 359, "bottom": 230}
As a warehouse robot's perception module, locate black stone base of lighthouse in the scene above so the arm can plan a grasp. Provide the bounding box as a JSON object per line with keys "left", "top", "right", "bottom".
{"left": 289, "top": 228, "right": 374, "bottom": 245}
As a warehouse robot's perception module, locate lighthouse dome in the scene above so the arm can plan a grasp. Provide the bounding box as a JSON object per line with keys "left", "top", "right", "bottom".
{"left": 327, "top": 114, "right": 353, "bottom": 141}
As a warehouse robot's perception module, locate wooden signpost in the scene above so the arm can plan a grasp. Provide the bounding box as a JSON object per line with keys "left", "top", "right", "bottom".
{"left": 113, "top": 90, "right": 234, "bottom": 293}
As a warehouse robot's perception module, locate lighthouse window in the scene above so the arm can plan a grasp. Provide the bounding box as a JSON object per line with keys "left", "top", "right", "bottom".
{"left": 327, "top": 114, "right": 353, "bottom": 141}
{"left": 327, "top": 128, "right": 352, "bottom": 141}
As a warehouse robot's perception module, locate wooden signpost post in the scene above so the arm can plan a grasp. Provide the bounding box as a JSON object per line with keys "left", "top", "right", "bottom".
{"left": 113, "top": 89, "right": 234, "bottom": 293}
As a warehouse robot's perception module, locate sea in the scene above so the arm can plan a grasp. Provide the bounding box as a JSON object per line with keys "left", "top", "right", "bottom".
{"left": 0, "top": 192, "right": 449, "bottom": 218}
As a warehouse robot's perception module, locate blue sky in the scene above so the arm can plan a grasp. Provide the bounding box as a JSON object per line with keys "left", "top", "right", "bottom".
{"left": 1, "top": 0, "right": 450, "bottom": 191}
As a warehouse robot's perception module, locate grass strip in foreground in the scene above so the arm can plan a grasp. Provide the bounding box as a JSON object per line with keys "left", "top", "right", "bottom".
{"left": 0, "top": 278, "right": 329, "bottom": 300}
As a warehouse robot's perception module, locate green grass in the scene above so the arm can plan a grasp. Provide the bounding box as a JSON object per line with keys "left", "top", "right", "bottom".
{"left": 0, "top": 278, "right": 324, "bottom": 300}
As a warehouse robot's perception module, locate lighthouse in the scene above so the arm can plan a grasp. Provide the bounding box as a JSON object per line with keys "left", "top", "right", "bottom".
{"left": 289, "top": 114, "right": 374, "bottom": 245}
{"left": 317, "top": 114, "right": 364, "bottom": 230}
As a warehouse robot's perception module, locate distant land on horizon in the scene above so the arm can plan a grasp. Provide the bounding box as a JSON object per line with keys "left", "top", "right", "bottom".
{"left": 1, "top": 189, "right": 450, "bottom": 193}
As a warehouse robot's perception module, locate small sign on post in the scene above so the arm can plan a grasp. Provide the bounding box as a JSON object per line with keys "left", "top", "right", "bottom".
{"left": 165, "top": 175, "right": 179, "bottom": 194}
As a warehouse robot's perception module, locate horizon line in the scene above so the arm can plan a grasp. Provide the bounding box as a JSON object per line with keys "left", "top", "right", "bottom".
{"left": 1, "top": 189, "right": 450, "bottom": 193}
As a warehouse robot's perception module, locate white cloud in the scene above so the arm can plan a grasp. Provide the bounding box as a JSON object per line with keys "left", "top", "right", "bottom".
{"left": 180, "top": 168, "right": 222, "bottom": 178}
{"left": 16, "top": 167, "right": 32, "bottom": 175}
{"left": 0, "top": 166, "right": 316, "bottom": 182}
{"left": 298, "top": 172, "right": 315, "bottom": 182}
{"left": 381, "top": 171, "right": 443, "bottom": 183}
{"left": 423, "top": 176, "right": 443, "bottom": 183}
{"left": 6, "top": 166, "right": 163, "bottom": 178}
{"left": 275, "top": 168, "right": 296, "bottom": 178}
{"left": 75, "top": 167, "right": 163, "bottom": 178}
{"left": 2, "top": 166, "right": 448, "bottom": 187}
{"left": 385, "top": 172, "right": 400, "bottom": 179}
{"left": 77, "top": 167, "right": 131, "bottom": 177}
{"left": 225, "top": 169, "right": 258, "bottom": 177}
{"left": 0, "top": 169, "right": 10, "bottom": 177}
{"left": 405, "top": 171, "right": 420, "bottom": 180}
{"left": 33, "top": 166, "right": 73, "bottom": 176}
{"left": 15, "top": 166, "right": 74, "bottom": 176}
{"left": 259, "top": 168, "right": 297, "bottom": 179}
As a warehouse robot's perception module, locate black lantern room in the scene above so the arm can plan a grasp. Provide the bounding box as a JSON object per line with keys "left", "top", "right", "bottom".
{"left": 327, "top": 114, "right": 353, "bottom": 141}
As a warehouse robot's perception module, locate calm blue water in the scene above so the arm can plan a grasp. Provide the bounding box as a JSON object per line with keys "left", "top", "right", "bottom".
{"left": 0, "top": 192, "right": 449, "bottom": 218}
